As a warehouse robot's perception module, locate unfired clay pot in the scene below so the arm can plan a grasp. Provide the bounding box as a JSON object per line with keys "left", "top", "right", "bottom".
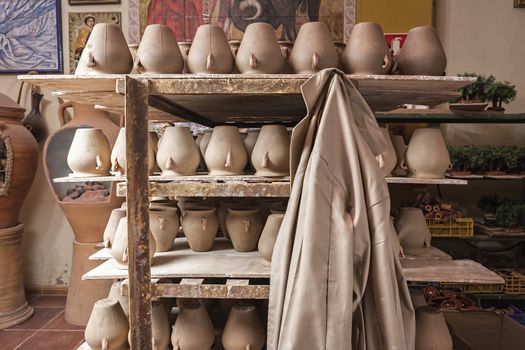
{"left": 395, "top": 208, "right": 431, "bottom": 250}
{"left": 171, "top": 300, "right": 215, "bottom": 350}
{"left": 391, "top": 135, "right": 408, "bottom": 177}
{"left": 85, "top": 298, "right": 129, "bottom": 350}
{"left": 150, "top": 301, "right": 171, "bottom": 350}
{"left": 76, "top": 24, "right": 132, "bottom": 75}
{"left": 258, "top": 213, "right": 284, "bottom": 264}
{"left": 67, "top": 128, "right": 111, "bottom": 177}
{"left": 278, "top": 41, "right": 294, "bottom": 73}
{"left": 342, "top": 22, "right": 392, "bottom": 74}
{"left": 377, "top": 128, "right": 397, "bottom": 177}
{"left": 103, "top": 208, "right": 127, "bottom": 248}
{"left": 289, "top": 22, "right": 339, "bottom": 74}
{"left": 107, "top": 280, "right": 130, "bottom": 318}
{"left": 415, "top": 306, "right": 453, "bottom": 350}
{"left": 181, "top": 207, "right": 218, "bottom": 252}
{"left": 111, "top": 217, "right": 156, "bottom": 269}
{"left": 156, "top": 127, "right": 200, "bottom": 176}
{"left": 134, "top": 24, "right": 183, "bottom": 74}
{"left": 236, "top": 23, "right": 284, "bottom": 74}
{"left": 204, "top": 126, "right": 248, "bottom": 175}
{"left": 226, "top": 208, "right": 263, "bottom": 252}
{"left": 395, "top": 26, "right": 447, "bottom": 76}
{"left": 218, "top": 200, "right": 246, "bottom": 240}
{"left": 150, "top": 207, "right": 179, "bottom": 252}
{"left": 187, "top": 24, "right": 234, "bottom": 74}
{"left": 111, "top": 127, "right": 156, "bottom": 175}
{"left": 405, "top": 128, "right": 450, "bottom": 179}
{"left": 222, "top": 305, "right": 266, "bottom": 350}
{"left": 251, "top": 125, "right": 290, "bottom": 177}
{"left": 178, "top": 42, "right": 192, "bottom": 73}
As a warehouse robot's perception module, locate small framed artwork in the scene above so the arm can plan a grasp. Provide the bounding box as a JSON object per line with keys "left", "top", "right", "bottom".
{"left": 69, "top": 0, "right": 121, "bottom": 5}
{"left": 514, "top": 0, "right": 525, "bottom": 7}
{"left": 0, "top": 0, "right": 62, "bottom": 73}
{"left": 68, "top": 12, "right": 121, "bottom": 73}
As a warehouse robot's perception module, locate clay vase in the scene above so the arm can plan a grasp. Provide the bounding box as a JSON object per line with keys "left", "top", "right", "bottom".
{"left": 67, "top": 128, "right": 111, "bottom": 177}
{"left": 278, "top": 41, "right": 294, "bottom": 73}
{"left": 187, "top": 24, "right": 234, "bottom": 74}
{"left": 150, "top": 207, "right": 179, "bottom": 252}
{"left": 204, "top": 126, "right": 248, "bottom": 175}
{"left": 377, "top": 128, "right": 397, "bottom": 177}
{"left": 405, "top": 128, "right": 450, "bottom": 179}
{"left": 258, "top": 213, "right": 284, "bottom": 264}
{"left": 218, "top": 200, "right": 246, "bottom": 240}
{"left": 391, "top": 135, "right": 408, "bottom": 177}
{"left": 107, "top": 281, "right": 130, "bottom": 318}
{"left": 226, "top": 208, "right": 263, "bottom": 252}
{"left": 289, "top": 22, "right": 339, "bottom": 74}
{"left": 76, "top": 23, "right": 132, "bottom": 75}
{"left": 156, "top": 127, "right": 200, "bottom": 176}
{"left": 0, "top": 93, "right": 38, "bottom": 229}
{"left": 111, "top": 217, "right": 156, "bottom": 269}
{"left": 134, "top": 24, "right": 183, "bottom": 74}
{"left": 236, "top": 22, "right": 285, "bottom": 74}
{"left": 22, "top": 89, "right": 47, "bottom": 143}
{"left": 151, "top": 301, "right": 171, "bottom": 350}
{"left": 395, "top": 26, "right": 447, "bottom": 76}
{"left": 415, "top": 306, "right": 453, "bottom": 350}
{"left": 395, "top": 208, "right": 431, "bottom": 250}
{"left": 111, "top": 127, "right": 156, "bottom": 175}
{"left": 222, "top": 305, "right": 266, "bottom": 350}
{"left": 178, "top": 42, "right": 192, "bottom": 73}
{"left": 181, "top": 207, "right": 219, "bottom": 252}
{"left": 103, "top": 208, "right": 127, "bottom": 248}
{"left": 251, "top": 125, "right": 290, "bottom": 177}
{"left": 85, "top": 298, "right": 129, "bottom": 350}
{"left": 171, "top": 300, "right": 215, "bottom": 350}
{"left": 342, "top": 22, "right": 392, "bottom": 74}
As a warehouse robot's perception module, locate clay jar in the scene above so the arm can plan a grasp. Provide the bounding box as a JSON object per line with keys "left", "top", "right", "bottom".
{"left": 226, "top": 208, "right": 263, "bottom": 252}
{"left": 111, "top": 217, "right": 156, "bottom": 269}
{"left": 204, "top": 126, "right": 248, "bottom": 175}
{"left": 110, "top": 127, "right": 156, "bottom": 175}
{"left": 395, "top": 208, "right": 431, "bottom": 250}
{"left": 150, "top": 207, "right": 179, "bottom": 252}
{"left": 218, "top": 200, "right": 246, "bottom": 239}
{"left": 178, "top": 42, "right": 191, "bottom": 73}
{"left": 107, "top": 281, "right": 130, "bottom": 318}
{"left": 156, "top": 127, "right": 200, "bottom": 176}
{"left": 289, "top": 22, "right": 339, "bottom": 74}
{"left": 236, "top": 22, "right": 284, "bottom": 74}
{"left": 377, "top": 128, "right": 397, "bottom": 177}
{"left": 415, "top": 306, "right": 453, "bottom": 350}
{"left": 251, "top": 125, "right": 290, "bottom": 177}
{"left": 395, "top": 26, "right": 447, "bottom": 76}
{"left": 76, "top": 24, "right": 132, "bottom": 75}
{"left": 85, "top": 298, "right": 129, "bottom": 350}
{"left": 222, "top": 305, "right": 266, "bottom": 350}
{"left": 134, "top": 24, "right": 183, "bottom": 74}
{"left": 181, "top": 207, "right": 219, "bottom": 252}
{"left": 150, "top": 301, "right": 171, "bottom": 350}
{"left": 67, "top": 128, "right": 111, "bottom": 177}
{"left": 187, "top": 24, "right": 234, "bottom": 74}
{"left": 103, "top": 208, "right": 127, "bottom": 248}
{"left": 342, "top": 22, "right": 392, "bottom": 74}
{"left": 258, "top": 213, "right": 284, "bottom": 264}
{"left": 171, "top": 300, "right": 215, "bottom": 350}
{"left": 405, "top": 128, "right": 450, "bottom": 179}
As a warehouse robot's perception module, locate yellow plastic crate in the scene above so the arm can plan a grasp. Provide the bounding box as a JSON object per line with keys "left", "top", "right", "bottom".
{"left": 439, "top": 282, "right": 504, "bottom": 294}
{"left": 499, "top": 271, "right": 525, "bottom": 295}
{"left": 426, "top": 218, "right": 474, "bottom": 238}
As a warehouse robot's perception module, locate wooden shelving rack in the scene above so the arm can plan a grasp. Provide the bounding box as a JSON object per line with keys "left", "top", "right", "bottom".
{"left": 20, "top": 73, "right": 511, "bottom": 350}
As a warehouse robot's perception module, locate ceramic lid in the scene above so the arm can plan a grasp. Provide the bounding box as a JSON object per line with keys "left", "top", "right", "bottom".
{"left": 0, "top": 92, "right": 25, "bottom": 120}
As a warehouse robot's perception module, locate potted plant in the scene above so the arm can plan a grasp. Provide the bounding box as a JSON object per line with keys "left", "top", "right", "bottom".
{"left": 488, "top": 80, "right": 517, "bottom": 112}
{"left": 478, "top": 195, "right": 525, "bottom": 229}
{"left": 449, "top": 73, "right": 494, "bottom": 111}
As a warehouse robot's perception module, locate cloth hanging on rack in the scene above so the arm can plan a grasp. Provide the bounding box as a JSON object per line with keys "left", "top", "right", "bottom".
{"left": 268, "top": 69, "right": 415, "bottom": 350}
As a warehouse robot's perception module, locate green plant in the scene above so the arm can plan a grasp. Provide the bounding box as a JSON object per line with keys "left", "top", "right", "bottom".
{"left": 478, "top": 196, "right": 525, "bottom": 227}
{"left": 453, "top": 73, "right": 494, "bottom": 103}
{"left": 501, "top": 146, "right": 521, "bottom": 172}
{"left": 489, "top": 81, "right": 517, "bottom": 111}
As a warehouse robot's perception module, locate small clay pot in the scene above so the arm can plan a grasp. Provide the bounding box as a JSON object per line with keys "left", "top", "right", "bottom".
{"left": 258, "top": 213, "right": 284, "bottom": 264}
{"left": 85, "top": 298, "right": 129, "bottom": 350}
{"left": 178, "top": 42, "right": 191, "bottom": 73}
{"left": 110, "top": 127, "right": 156, "bottom": 175}
{"left": 404, "top": 128, "right": 450, "bottom": 179}
{"left": 67, "top": 128, "right": 111, "bottom": 177}
{"left": 377, "top": 128, "right": 397, "bottom": 177}
{"left": 415, "top": 306, "right": 453, "bottom": 350}
{"left": 187, "top": 24, "right": 234, "bottom": 74}
{"left": 171, "top": 300, "right": 215, "bottom": 350}
{"left": 156, "top": 127, "right": 200, "bottom": 176}
{"left": 226, "top": 208, "right": 263, "bottom": 252}
{"left": 181, "top": 207, "right": 219, "bottom": 252}
{"left": 134, "top": 24, "right": 183, "bottom": 74}
{"left": 251, "top": 125, "right": 290, "bottom": 177}
{"left": 395, "top": 208, "right": 431, "bottom": 250}
{"left": 236, "top": 22, "right": 284, "bottom": 74}
{"left": 107, "top": 280, "right": 129, "bottom": 318}
{"left": 150, "top": 207, "right": 179, "bottom": 252}
{"left": 204, "top": 126, "right": 248, "bottom": 175}
{"left": 103, "top": 208, "right": 127, "bottom": 248}
{"left": 222, "top": 305, "right": 266, "bottom": 350}
{"left": 111, "top": 217, "right": 156, "bottom": 269}
{"left": 218, "top": 200, "right": 246, "bottom": 240}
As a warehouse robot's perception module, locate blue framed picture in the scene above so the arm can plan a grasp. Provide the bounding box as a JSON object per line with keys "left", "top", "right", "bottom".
{"left": 0, "top": 0, "right": 63, "bottom": 73}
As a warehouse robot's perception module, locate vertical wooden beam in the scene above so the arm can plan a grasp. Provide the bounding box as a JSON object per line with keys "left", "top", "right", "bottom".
{"left": 125, "top": 76, "right": 152, "bottom": 350}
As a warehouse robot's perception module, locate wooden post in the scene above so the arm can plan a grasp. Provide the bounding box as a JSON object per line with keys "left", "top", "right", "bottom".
{"left": 125, "top": 76, "right": 152, "bottom": 350}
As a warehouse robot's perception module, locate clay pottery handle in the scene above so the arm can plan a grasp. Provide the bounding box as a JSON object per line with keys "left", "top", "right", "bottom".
{"left": 158, "top": 217, "right": 166, "bottom": 231}
{"left": 311, "top": 52, "right": 320, "bottom": 70}
{"left": 87, "top": 51, "right": 96, "bottom": 68}
{"left": 95, "top": 155, "right": 103, "bottom": 170}
{"left": 206, "top": 52, "right": 214, "bottom": 71}
{"left": 245, "top": 345, "right": 253, "bottom": 350}
{"left": 382, "top": 52, "right": 392, "bottom": 70}
{"left": 249, "top": 53, "right": 258, "bottom": 69}
{"left": 165, "top": 157, "right": 175, "bottom": 170}
{"left": 261, "top": 151, "right": 269, "bottom": 168}
{"left": 111, "top": 158, "right": 120, "bottom": 173}
{"left": 58, "top": 101, "right": 73, "bottom": 127}
{"left": 133, "top": 57, "right": 145, "bottom": 74}
{"left": 101, "top": 338, "right": 109, "bottom": 350}
{"left": 243, "top": 219, "right": 251, "bottom": 233}
{"left": 224, "top": 148, "right": 232, "bottom": 168}
{"left": 201, "top": 217, "right": 208, "bottom": 231}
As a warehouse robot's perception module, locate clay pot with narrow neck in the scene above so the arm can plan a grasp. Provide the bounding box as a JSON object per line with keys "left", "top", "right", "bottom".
{"left": 171, "top": 300, "right": 215, "bottom": 350}
{"left": 134, "top": 24, "right": 183, "bottom": 74}
{"left": 103, "top": 208, "right": 126, "bottom": 248}
{"left": 251, "top": 125, "right": 290, "bottom": 177}
{"left": 22, "top": 89, "right": 47, "bottom": 142}
{"left": 415, "top": 306, "right": 453, "bottom": 350}
{"left": 395, "top": 26, "right": 447, "bottom": 76}
{"left": 395, "top": 208, "right": 431, "bottom": 250}
{"left": 187, "top": 24, "right": 234, "bottom": 74}
{"left": 205, "top": 126, "right": 248, "bottom": 175}
{"left": 150, "top": 207, "right": 179, "bottom": 252}
{"left": 110, "top": 127, "right": 156, "bottom": 175}
{"left": 67, "top": 128, "right": 111, "bottom": 177}
{"left": 107, "top": 280, "right": 129, "bottom": 318}
{"left": 226, "top": 208, "right": 263, "bottom": 252}
{"left": 278, "top": 41, "right": 294, "bottom": 73}
{"left": 289, "top": 22, "right": 339, "bottom": 74}
{"left": 391, "top": 135, "right": 408, "bottom": 177}
{"left": 181, "top": 207, "right": 218, "bottom": 252}
{"left": 111, "top": 217, "right": 156, "bottom": 269}
{"left": 156, "top": 127, "right": 200, "bottom": 176}
{"left": 85, "top": 298, "right": 129, "bottom": 350}
{"left": 76, "top": 23, "right": 132, "bottom": 75}
{"left": 236, "top": 22, "right": 284, "bottom": 74}
{"left": 405, "top": 128, "right": 450, "bottom": 179}
{"left": 377, "top": 128, "right": 397, "bottom": 177}
{"left": 222, "top": 305, "right": 266, "bottom": 350}
{"left": 342, "top": 22, "right": 392, "bottom": 74}
{"left": 258, "top": 213, "right": 284, "bottom": 264}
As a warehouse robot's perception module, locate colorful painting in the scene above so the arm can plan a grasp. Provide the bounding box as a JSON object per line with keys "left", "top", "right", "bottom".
{"left": 0, "top": 0, "right": 62, "bottom": 73}
{"left": 139, "top": 0, "right": 344, "bottom": 42}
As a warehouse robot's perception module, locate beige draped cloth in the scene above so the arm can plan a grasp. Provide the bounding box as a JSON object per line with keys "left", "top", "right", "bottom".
{"left": 268, "top": 69, "right": 415, "bottom": 350}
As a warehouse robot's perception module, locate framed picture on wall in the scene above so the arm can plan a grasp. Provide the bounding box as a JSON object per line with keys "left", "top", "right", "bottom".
{"left": 0, "top": 0, "right": 63, "bottom": 73}
{"left": 69, "top": 0, "right": 121, "bottom": 5}
{"left": 514, "top": 0, "right": 525, "bottom": 8}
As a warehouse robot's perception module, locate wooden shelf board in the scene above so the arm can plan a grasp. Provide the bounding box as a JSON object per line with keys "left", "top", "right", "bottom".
{"left": 385, "top": 177, "right": 467, "bottom": 185}
{"left": 53, "top": 174, "right": 289, "bottom": 183}
{"left": 377, "top": 111, "right": 525, "bottom": 124}
{"left": 90, "top": 247, "right": 111, "bottom": 261}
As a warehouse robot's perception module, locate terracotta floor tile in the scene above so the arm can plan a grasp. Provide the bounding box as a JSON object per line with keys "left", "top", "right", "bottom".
{"left": 43, "top": 311, "right": 85, "bottom": 331}
{"left": 16, "top": 330, "right": 85, "bottom": 350}
{"left": 0, "top": 330, "right": 35, "bottom": 349}
{"left": 10, "top": 308, "right": 62, "bottom": 330}
{"left": 29, "top": 295, "right": 67, "bottom": 308}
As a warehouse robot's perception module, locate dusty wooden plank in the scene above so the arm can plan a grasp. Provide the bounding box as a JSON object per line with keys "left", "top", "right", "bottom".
{"left": 401, "top": 246, "right": 452, "bottom": 260}
{"left": 153, "top": 283, "right": 270, "bottom": 299}
{"left": 226, "top": 279, "right": 250, "bottom": 286}
{"left": 386, "top": 177, "right": 467, "bottom": 185}
{"left": 54, "top": 174, "right": 290, "bottom": 183}
{"left": 18, "top": 74, "right": 121, "bottom": 91}
{"left": 180, "top": 278, "right": 204, "bottom": 285}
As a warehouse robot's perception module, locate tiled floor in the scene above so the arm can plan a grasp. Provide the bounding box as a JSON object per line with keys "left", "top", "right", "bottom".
{"left": 0, "top": 295, "right": 85, "bottom": 350}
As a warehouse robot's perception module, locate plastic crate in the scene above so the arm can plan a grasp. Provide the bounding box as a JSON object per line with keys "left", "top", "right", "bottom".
{"left": 426, "top": 218, "right": 474, "bottom": 238}
{"left": 499, "top": 271, "right": 525, "bottom": 295}
{"left": 439, "top": 282, "right": 504, "bottom": 294}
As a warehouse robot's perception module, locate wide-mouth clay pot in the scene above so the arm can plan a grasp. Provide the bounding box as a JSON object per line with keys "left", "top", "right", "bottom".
{"left": 150, "top": 207, "right": 179, "bottom": 252}
{"left": 226, "top": 208, "right": 263, "bottom": 252}
{"left": 181, "top": 207, "right": 219, "bottom": 252}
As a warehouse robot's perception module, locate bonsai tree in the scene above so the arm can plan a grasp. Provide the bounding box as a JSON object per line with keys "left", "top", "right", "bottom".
{"left": 501, "top": 146, "right": 521, "bottom": 173}
{"left": 466, "top": 145, "right": 488, "bottom": 174}
{"left": 488, "top": 81, "right": 517, "bottom": 111}
{"left": 453, "top": 73, "right": 494, "bottom": 103}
